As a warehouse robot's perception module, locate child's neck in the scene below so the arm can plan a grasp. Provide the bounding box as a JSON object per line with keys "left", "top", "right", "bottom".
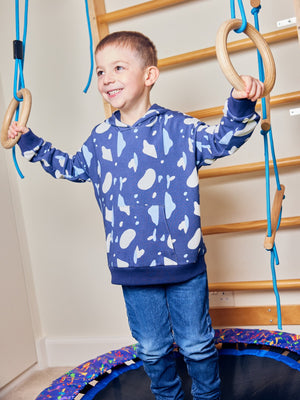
{"left": 120, "top": 99, "right": 151, "bottom": 126}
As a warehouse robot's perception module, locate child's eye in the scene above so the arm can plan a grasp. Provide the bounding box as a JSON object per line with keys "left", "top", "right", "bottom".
{"left": 115, "top": 65, "right": 124, "bottom": 72}
{"left": 97, "top": 70, "right": 104, "bottom": 77}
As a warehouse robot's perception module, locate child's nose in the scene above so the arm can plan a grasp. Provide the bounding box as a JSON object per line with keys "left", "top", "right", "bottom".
{"left": 103, "top": 71, "right": 115, "bottom": 85}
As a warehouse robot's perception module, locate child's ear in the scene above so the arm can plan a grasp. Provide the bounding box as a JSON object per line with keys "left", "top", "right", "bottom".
{"left": 144, "top": 66, "right": 160, "bottom": 87}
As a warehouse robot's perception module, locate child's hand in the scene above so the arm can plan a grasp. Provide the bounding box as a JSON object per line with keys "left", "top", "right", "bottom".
{"left": 8, "top": 121, "right": 29, "bottom": 139}
{"left": 232, "top": 75, "right": 264, "bottom": 102}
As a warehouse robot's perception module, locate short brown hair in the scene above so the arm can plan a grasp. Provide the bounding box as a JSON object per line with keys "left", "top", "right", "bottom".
{"left": 95, "top": 31, "right": 158, "bottom": 68}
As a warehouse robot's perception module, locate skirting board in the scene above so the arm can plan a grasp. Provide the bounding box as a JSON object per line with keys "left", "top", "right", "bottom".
{"left": 35, "top": 324, "right": 300, "bottom": 369}
{"left": 36, "top": 336, "right": 135, "bottom": 368}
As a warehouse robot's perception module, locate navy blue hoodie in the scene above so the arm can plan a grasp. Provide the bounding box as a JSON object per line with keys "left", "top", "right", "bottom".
{"left": 18, "top": 97, "right": 259, "bottom": 285}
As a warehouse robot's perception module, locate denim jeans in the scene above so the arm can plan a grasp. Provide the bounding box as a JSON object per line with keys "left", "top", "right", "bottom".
{"left": 122, "top": 272, "right": 220, "bottom": 400}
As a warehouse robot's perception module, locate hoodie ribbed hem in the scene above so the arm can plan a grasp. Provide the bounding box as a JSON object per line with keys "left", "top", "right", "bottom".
{"left": 110, "top": 255, "right": 206, "bottom": 286}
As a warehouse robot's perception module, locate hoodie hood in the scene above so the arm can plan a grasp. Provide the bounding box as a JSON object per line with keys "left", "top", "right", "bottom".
{"left": 107, "top": 104, "right": 169, "bottom": 129}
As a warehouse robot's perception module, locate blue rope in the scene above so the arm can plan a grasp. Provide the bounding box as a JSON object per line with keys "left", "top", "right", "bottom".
{"left": 22, "top": 0, "right": 29, "bottom": 55}
{"left": 12, "top": 146, "right": 25, "bottom": 178}
{"left": 270, "top": 250, "right": 282, "bottom": 329}
{"left": 12, "top": 0, "right": 29, "bottom": 179}
{"left": 230, "top": 0, "right": 247, "bottom": 33}
{"left": 83, "top": 0, "right": 94, "bottom": 93}
{"left": 14, "top": 0, "right": 24, "bottom": 101}
{"left": 260, "top": 126, "right": 282, "bottom": 329}
{"left": 268, "top": 127, "right": 282, "bottom": 191}
{"left": 261, "top": 129, "right": 272, "bottom": 237}
{"left": 252, "top": 4, "right": 283, "bottom": 330}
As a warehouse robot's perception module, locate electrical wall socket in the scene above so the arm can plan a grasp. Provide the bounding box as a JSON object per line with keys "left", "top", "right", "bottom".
{"left": 209, "top": 291, "right": 235, "bottom": 307}
{"left": 290, "top": 108, "right": 300, "bottom": 116}
{"left": 277, "top": 17, "right": 296, "bottom": 27}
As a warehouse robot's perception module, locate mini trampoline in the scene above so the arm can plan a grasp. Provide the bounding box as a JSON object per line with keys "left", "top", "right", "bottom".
{"left": 36, "top": 328, "right": 300, "bottom": 400}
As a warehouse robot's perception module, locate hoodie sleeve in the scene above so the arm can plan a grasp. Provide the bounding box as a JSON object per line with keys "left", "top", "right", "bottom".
{"left": 17, "top": 129, "right": 92, "bottom": 182}
{"left": 195, "top": 95, "right": 260, "bottom": 168}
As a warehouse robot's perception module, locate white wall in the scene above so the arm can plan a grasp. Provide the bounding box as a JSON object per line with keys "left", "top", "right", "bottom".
{"left": 0, "top": 0, "right": 299, "bottom": 367}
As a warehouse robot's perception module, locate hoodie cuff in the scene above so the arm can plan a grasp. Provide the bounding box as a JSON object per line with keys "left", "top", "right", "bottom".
{"left": 18, "top": 129, "right": 43, "bottom": 154}
{"left": 227, "top": 91, "right": 257, "bottom": 119}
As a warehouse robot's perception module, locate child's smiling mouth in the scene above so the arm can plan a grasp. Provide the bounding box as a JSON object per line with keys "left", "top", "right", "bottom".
{"left": 107, "top": 89, "right": 123, "bottom": 97}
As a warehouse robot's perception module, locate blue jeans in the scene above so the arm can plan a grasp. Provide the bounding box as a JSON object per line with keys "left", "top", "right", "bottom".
{"left": 122, "top": 272, "right": 220, "bottom": 400}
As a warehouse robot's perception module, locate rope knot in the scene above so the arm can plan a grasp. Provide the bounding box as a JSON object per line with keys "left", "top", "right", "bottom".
{"left": 251, "top": 6, "right": 261, "bottom": 16}
{"left": 260, "top": 128, "right": 269, "bottom": 136}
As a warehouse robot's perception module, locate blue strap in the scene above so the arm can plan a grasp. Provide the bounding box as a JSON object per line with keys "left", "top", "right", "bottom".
{"left": 230, "top": 0, "right": 247, "bottom": 33}
{"left": 261, "top": 124, "right": 282, "bottom": 330}
{"left": 83, "top": 0, "right": 94, "bottom": 94}
{"left": 270, "top": 249, "right": 282, "bottom": 329}
{"left": 253, "top": 4, "right": 283, "bottom": 330}
{"left": 268, "top": 126, "right": 282, "bottom": 191}
{"left": 251, "top": 6, "right": 267, "bottom": 121}
{"left": 261, "top": 129, "right": 272, "bottom": 237}
{"left": 12, "top": 0, "right": 29, "bottom": 179}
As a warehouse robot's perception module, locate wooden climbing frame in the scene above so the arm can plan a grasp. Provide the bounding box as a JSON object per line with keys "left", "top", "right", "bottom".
{"left": 87, "top": 0, "right": 300, "bottom": 327}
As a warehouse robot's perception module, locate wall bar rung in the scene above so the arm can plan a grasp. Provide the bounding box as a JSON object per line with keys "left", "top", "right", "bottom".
{"left": 97, "top": 0, "right": 189, "bottom": 24}
{"left": 158, "top": 27, "right": 297, "bottom": 69}
{"left": 202, "top": 216, "right": 300, "bottom": 236}
{"left": 209, "top": 279, "right": 300, "bottom": 292}
{"left": 198, "top": 155, "right": 300, "bottom": 179}
{"left": 189, "top": 91, "right": 300, "bottom": 120}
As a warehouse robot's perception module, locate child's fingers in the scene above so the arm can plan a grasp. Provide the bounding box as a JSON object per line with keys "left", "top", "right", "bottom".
{"left": 248, "top": 79, "right": 264, "bottom": 102}
{"left": 8, "top": 130, "right": 17, "bottom": 139}
{"left": 241, "top": 76, "right": 264, "bottom": 101}
{"left": 10, "top": 121, "right": 18, "bottom": 132}
{"left": 8, "top": 124, "right": 17, "bottom": 139}
{"left": 246, "top": 80, "right": 257, "bottom": 101}
{"left": 8, "top": 122, "right": 28, "bottom": 139}
{"left": 8, "top": 124, "right": 18, "bottom": 139}
{"left": 232, "top": 76, "right": 264, "bottom": 100}
{"left": 255, "top": 80, "right": 265, "bottom": 100}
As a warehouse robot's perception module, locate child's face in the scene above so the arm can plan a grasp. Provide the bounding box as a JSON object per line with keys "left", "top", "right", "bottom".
{"left": 95, "top": 44, "right": 150, "bottom": 114}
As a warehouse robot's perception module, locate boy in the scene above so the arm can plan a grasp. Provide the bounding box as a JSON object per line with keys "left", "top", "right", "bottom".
{"left": 9, "top": 31, "right": 264, "bottom": 399}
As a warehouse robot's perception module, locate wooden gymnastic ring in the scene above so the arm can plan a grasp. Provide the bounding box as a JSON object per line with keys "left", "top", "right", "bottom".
{"left": 216, "top": 19, "right": 276, "bottom": 97}
{"left": 0, "top": 88, "right": 32, "bottom": 149}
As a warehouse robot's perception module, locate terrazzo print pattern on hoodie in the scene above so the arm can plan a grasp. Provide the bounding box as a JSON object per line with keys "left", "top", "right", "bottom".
{"left": 19, "top": 99, "right": 259, "bottom": 284}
